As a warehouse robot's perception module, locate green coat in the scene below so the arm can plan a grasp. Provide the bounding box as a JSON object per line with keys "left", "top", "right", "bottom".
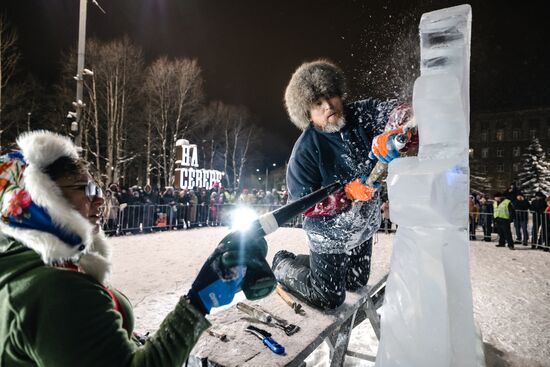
{"left": 0, "top": 236, "right": 210, "bottom": 366}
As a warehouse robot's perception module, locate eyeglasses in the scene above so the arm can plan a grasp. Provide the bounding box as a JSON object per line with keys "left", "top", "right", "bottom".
{"left": 85, "top": 181, "right": 103, "bottom": 201}
{"left": 60, "top": 181, "right": 104, "bottom": 202}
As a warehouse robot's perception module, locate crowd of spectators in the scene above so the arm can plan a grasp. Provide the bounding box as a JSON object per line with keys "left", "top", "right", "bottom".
{"left": 100, "top": 180, "right": 550, "bottom": 250}
{"left": 101, "top": 183, "right": 289, "bottom": 235}
{"left": 468, "top": 183, "right": 550, "bottom": 250}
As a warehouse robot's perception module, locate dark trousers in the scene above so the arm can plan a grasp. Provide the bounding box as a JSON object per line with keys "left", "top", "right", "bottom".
{"left": 274, "top": 239, "right": 372, "bottom": 309}
{"left": 495, "top": 218, "right": 514, "bottom": 246}
{"left": 532, "top": 213, "right": 543, "bottom": 244}
{"left": 514, "top": 219, "right": 529, "bottom": 243}
{"left": 469, "top": 220, "right": 477, "bottom": 240}
{"left": 482, "top": 220, "right": 492, "bottom": 241}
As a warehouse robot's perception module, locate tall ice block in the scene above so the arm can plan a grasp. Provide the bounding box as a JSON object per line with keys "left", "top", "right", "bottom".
{"left": 376, "top": 5, "right": 485, "bottom": 366}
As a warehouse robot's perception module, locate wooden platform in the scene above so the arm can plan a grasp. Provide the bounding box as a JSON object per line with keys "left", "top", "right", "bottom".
{"left": 188, "top": 275, "right": 387, "bottom": 367}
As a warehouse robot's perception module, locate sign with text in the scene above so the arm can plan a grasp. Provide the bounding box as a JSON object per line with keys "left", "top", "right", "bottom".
{"left": 174, "top": 139, "right": 224, "bottom": 190}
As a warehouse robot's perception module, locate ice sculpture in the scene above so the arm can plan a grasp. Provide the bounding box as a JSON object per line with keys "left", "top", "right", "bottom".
{"left": 376, "top": 5, "right": 485, "bottom": 366}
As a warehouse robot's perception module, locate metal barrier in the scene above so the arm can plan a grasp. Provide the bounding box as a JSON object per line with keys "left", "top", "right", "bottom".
{"left": 102, "top": 203, "right": 304, "bottom": 236}
{"left": 102, "top": 202, "right": 549, "bottom": 250}
{"left": 469, "top": 210, "right": 550, "bottom": 249}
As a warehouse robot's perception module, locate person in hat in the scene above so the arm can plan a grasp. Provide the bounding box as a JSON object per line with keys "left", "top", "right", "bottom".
{"left": 0, "top": 130, "right": 272, "bottom": 366}
{"left": 272, "top": 59, "right": 416, "bottom": 309}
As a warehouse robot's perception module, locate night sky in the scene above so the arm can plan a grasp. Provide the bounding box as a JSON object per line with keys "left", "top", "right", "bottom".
{"left": 1, "top": 0, "right": 549, "bottom": 163}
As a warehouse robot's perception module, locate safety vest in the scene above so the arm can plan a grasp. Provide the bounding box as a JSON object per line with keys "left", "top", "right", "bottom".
{"left": 493, "top": 199, "right": 511, "bottom": 220}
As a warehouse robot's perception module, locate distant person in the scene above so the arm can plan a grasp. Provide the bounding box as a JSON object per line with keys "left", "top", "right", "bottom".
{"left": 513, "top": 193, "right": 530, "bottom": 245}
{"left": 542, "top": 196, "right": 550, "bottom": 250}
{"left": 530, "top": 191, "right": 547, "bottom": 246}
{"left": 103, "top": 189, "right": 119, "bottom": 233}
{"left": 468, "top": 195, "right": 479, "bottom": 240}
{"left": 478, "top": 195, "right": 493, "bottom": 242}
{"left": 493, "top": 192, "right": 515, "bottom": 250}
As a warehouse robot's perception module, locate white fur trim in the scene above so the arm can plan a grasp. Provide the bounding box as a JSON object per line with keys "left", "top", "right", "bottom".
{"left": 79, "top": 231, "right": 112, "bottom": 284}
{"left": 0, "top": 223, "right": 83, "bottom": 263}
{"left": 16, "top": 130, "right": 80, "bottom": 169}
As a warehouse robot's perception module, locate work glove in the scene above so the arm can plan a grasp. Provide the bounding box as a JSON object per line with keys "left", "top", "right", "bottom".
{"left": 344, "top": 176, "right": 378, "bottom": 201}
{"left": 370, "top": 127, "right": 412, "bottom": 164}
{"left": 187, "top": 236, "right": 276, "bottom": 314}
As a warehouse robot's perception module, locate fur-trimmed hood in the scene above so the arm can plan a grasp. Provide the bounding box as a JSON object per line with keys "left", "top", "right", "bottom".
{"left": 0, "top": 130, "right": 111, "bottom": 283}
{"left": 284, "top": 59, "right": 347, "bottom": 131}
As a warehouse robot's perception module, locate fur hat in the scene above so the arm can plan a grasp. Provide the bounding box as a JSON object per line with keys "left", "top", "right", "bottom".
{"left": 284, "top": 59, "right": 347, "bottom": 131}
{"left": 0, "top": 130, "right": 111, "bottom": 283}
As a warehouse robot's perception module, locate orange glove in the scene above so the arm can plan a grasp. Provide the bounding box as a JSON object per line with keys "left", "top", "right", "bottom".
{"left": 370, "top": 126, "right": 413, "bottom": 164}
{"left": 344, "top": 179, "right": 377, "bottom": 201}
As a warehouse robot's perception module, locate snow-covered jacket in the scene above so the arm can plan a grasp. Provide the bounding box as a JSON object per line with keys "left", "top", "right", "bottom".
{"left": 286, "top": 98, "right": 403, "bottom": 254}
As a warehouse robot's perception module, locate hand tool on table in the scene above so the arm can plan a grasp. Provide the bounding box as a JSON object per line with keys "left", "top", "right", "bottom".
{"left": 206, "top": 328, "right": 228, "bottom": 342}
{"left": 276, "top": 285, "right": 305, "bottom": 315}
{"left": 236, "top": 302, "right": 300, "bottom": 336}
{"left": 245, "top": 325, "right": 285, "bottom": 355}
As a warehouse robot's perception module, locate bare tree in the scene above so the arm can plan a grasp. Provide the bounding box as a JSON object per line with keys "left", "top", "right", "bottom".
{"left": 144, "top": 57, "right": 204, "bottom": 187}
{"left": 55, "top": 37, "right": 147, "bottom": 185}
{"left": 218, "top": 105, "right": 261, "bottom": 189}
{"left": 192, "top": 101, "right": 229, "bottom": 170}
{"left": 0, "top": 14, "right": 19, "bottom": 151}
{"left": 88, "top": 38, "right": 144, "bottom": 185}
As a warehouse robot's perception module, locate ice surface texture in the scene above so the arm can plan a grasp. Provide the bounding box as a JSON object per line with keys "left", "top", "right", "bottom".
{"left": 387, "top": 157, "right": 468, "bottom": 228}
{"left": 376, "top": 5, "right": 485, "bottom": 367}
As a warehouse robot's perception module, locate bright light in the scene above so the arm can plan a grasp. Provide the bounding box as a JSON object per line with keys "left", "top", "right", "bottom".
{"left": 229, "top": 206, "right": 258, "bottom": 232}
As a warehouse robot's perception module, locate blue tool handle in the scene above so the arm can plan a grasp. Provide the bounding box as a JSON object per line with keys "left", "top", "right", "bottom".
{"left": 263, "top": 337, "right": 285, "bottom": 355}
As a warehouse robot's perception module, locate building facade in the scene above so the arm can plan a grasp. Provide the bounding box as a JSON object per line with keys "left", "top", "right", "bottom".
{"left": 470, "top": 107, "right": 550, "bottom": 193}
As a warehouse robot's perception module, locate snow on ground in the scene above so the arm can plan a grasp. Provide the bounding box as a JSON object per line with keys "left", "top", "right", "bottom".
{"left": 109, "top": 227, "right": 550, "bottom": 367}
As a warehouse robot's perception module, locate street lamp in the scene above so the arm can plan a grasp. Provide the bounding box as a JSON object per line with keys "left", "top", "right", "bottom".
{"left": 71, "top": 0, "right": 104, "bottom": 147}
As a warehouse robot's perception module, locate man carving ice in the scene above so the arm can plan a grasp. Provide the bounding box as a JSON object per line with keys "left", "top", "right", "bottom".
{"left": 272, "top": 59, "right": 415, "bottom": 309}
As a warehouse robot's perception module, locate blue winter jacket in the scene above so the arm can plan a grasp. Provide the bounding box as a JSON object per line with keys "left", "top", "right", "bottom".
{"left": 287, "top": 98, "right": 399, "bottom": 254}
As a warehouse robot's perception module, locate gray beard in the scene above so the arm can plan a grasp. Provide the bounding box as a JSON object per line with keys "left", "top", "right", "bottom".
{"left": 321, "top": 116, "right": 346, "bottom": 133}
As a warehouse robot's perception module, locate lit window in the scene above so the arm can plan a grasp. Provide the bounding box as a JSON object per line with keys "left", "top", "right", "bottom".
{"left": 496, "top": 129, "right": 504, "bottom": 141}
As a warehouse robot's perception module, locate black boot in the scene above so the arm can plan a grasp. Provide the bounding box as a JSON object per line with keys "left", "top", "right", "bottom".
{"left": 272, "top": 250, "right": 347, "bottom": 310}
{"left": 272, "top": 250, "right": 296, "bottom": 272}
